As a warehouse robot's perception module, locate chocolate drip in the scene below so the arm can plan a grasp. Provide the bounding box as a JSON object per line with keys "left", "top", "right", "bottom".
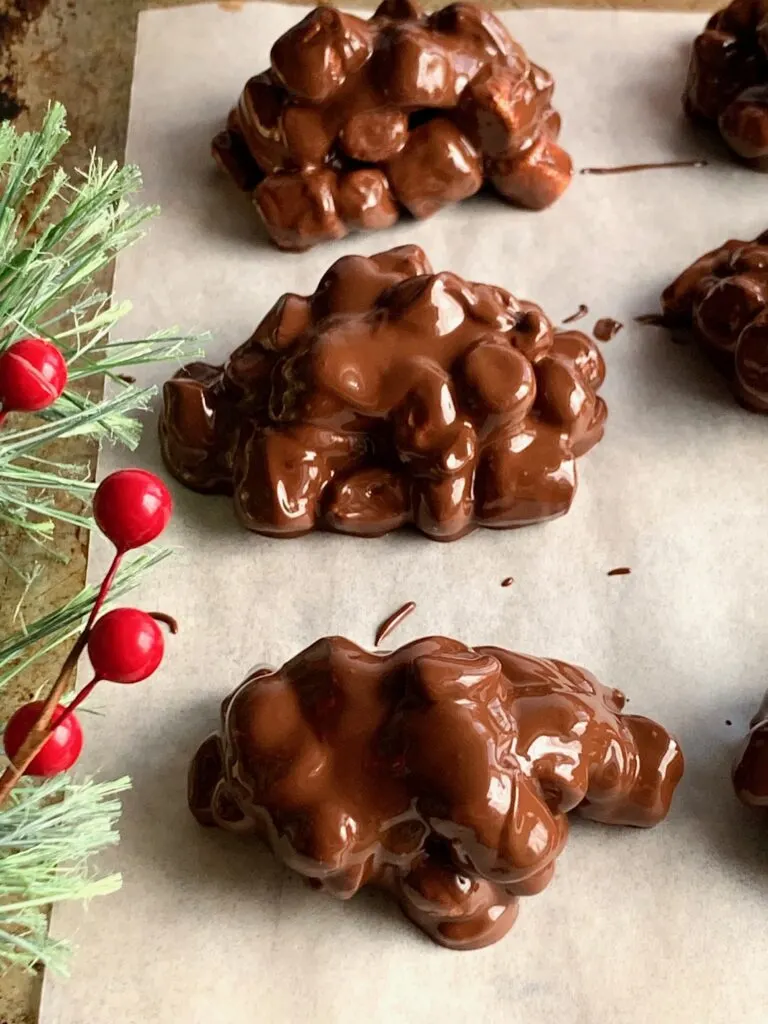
{"left": 562, "top": 304, "right": 589, "bottom": 324}
{"left": 189, "top": 635, "right": 684, "bottom": 950}
{"left": 375, "top": 601, "right": 417, "bottom": 646}
{"left": 580, "top": 160, "right": 707, "bottom": 176}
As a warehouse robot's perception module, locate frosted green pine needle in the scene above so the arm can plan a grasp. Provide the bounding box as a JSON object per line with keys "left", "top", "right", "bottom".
{"left": 0, "top": 775, "right": 130, "bottom": 974}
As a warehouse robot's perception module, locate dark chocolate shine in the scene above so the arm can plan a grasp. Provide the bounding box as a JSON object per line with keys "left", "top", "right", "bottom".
{"left": 189, "top": 636, "right": 684, "bottom": 950}
{"left": 159, "top": 244, "right": 607, "bottom": 541}
{"left": 684, "top": 0, "right": 768, "bottom": 169}
{"left": 661, "top": 230, "right": 768, "bottom": 412}
{"left": 733, "top": 690, "right": 768, "bottom": 807}
{"left": 212, "top": 1, "right": 573, "bottom": 250}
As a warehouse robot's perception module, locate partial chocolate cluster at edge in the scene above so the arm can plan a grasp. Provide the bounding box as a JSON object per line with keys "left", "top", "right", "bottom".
{"left": 189, "top": 635, "right": 684, "bottom": 950}
{"left": 213, "top": 0, "right": 572, "bottom": 250}
{"left": 661, "top": 230, "right": 768, "bottom": 411}
{"left": 684, "top": 0, "right": 768, "bottom": 167}
{"left": 733, "top": 690, "right": 768, "bottom": 808}
{"left": 159, "top": 245, "right": 607, "bottom": 541}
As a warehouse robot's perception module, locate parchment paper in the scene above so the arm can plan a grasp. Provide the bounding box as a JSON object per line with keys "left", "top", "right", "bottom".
{"left": 41, "top": 5, "right": 768, "bottom": 1022}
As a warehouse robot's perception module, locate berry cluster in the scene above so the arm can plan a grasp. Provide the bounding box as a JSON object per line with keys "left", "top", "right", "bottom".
{"left": 0, "top": 463, "right": 174, "bottom": 798}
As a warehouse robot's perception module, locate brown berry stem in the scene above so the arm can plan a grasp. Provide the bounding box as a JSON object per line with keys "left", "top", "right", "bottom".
{"left": 53, "top": 676, "right": 101, "bottom": 729}
{"left": 0, "top": 551, "right": 123, "bottom": 806}
{"left": 149, "top": 611, "right": 178, "bottom": 634}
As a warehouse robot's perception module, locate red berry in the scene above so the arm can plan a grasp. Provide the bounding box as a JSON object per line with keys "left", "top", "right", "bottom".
{"left": 3, "top": 700, "right": 83, "bottom": 777}
{"left": 93, "top": 469, "right": 172, "bottom": 551}
{"left": 87, "top": 608, "right": 164, "bottom": 683}
{"left": 0, "top": 338, "right": 68, "bottom": 414}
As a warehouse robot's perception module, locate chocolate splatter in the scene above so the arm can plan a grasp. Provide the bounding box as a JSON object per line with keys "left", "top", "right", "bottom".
{"left": 375, "top": 601, "right": 416, "bottom": 647}
{"left": 117, "top": 374, "right": 136, "bottom": 384}
{"left": 501, "top": 577, "right": 514, "bottom": 587}
{"left": 593, "top": 318, "right": 623, "bottom": 342}
{"left": 562, "top": 304, "right": 588, "bottom": 324}
{"left": 725, "top": 719, "right": 732, "bottom": 727}
{"left": 580, "top": 160, "right": 708, "bottom": 176}
{"left": 607, "top": 567, "right": 632, "bottom": 577}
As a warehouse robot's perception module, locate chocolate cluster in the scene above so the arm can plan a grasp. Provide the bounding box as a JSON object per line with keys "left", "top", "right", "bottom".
{"left": 684, "top": 0, "right": 768, "bottom": 167}
{"left": 733, "top": 690, "right": 768, "bottom": 808}
{"left": 661, "top": 230, "right": 768, "bottom": 411}
{"left": 213, "top": 1, "right": 572, "bottom": 250}
{"left": 189, "top": 635, "right": 684, "bottom": 950}
{"left": 160, "top": 245, "right": 607, "bottom": 541}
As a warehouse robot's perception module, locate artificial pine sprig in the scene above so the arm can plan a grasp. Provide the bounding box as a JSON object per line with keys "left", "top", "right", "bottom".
{"left": 0, "top": 101, "right": 204, "bottom": 541}
{"left": 0, "top": 105, "right": 198, "bottom": 976}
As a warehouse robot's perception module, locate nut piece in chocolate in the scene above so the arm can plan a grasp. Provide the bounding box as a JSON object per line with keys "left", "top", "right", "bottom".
{"left": 159, "top": 245, "right": 607, "bottom": 541}
{"left": 660, "top": 230, "right": 768, "bottom": 411}
{"left": 189, "top": 635, "right": 684, "bottom": 950}
{"left": 212, "top": 1, "right": 573, "bottom": 250}
{"left": 684, "top": 0, "right": 768, "bottom": 168}
{"left": 733, "top": 690, "right": 768, "bottom": 808}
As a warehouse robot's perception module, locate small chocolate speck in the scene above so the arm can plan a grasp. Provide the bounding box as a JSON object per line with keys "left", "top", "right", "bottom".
{"left": 117, "top": 373, "right": 137, "bottom": 384}
{"left": 501, "top": 577, "right": 514, "bottom": 587}
{"left": 593, "top": 318, "right": 623, "bottom": 342}
{"left": 725, "top": 719, "right": 732, "bottom": 727}
{"left": 607, "top": 567, "right": 631, "bottom": 577}
{"left": 562, "top": 304, "right": 588, "bottom": 325}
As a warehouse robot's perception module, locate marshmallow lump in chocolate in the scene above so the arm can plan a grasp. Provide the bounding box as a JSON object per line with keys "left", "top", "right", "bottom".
{"left": 159, "top": 245, "right": 607, "bottom": 541}
{"left": 189, "top": 636, "right": 684, "bottom": 951}
{"left": 212, "top": 0, "right": 573, "bottom": 250}
{"left": 661, "top": 230, "right": 768, "bottom": 411}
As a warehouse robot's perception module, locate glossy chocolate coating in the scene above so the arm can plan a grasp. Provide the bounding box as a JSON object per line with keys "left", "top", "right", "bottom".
{"left": 684, "top": 0, "right": 768, "bottom": 168}
{"left": 189, "top": 635, "right": 684, "bottom": 950}
{"left": 661, "top": 230, "right": 768, "bottom": 411}
{"left": 733, "top": 690, "right": 768, "bottom": 807}
{"left": 159, "top": 244, "right": 607, "bottom": 541}
{"left": 212, "top": 1, "right": 572, "bottom": 250}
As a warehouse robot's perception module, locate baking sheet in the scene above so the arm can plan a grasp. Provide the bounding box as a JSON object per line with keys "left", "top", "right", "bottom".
{"left": 41, "top": 5, "right": 768, "bottom": 1023}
